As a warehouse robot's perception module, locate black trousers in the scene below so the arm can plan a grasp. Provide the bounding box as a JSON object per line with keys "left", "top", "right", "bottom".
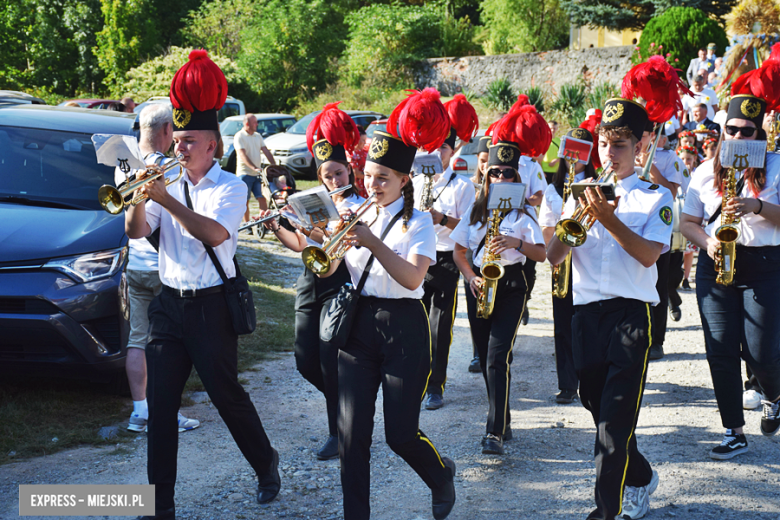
{"left": 551, "top": 271, "right": 578, "bottom": 392}
{"left": 465, "top": 263, "right": 527, "bottom": 436}
{"left": 651, "top": 250, "right": 671, "bottom": 346}
{"left": 668, "top": 250, "right": 684, "bottom": 308}
{"left": 696, "top": 247, "right": 780, "bottom": 429}
{"left": 294, "top": 263, "right": 351, "bottom": 437}
{"left": 522, "top": 258, "right": 537, "bottom": 302}
{"left": 572, "top": 298, "right": 653, "bottom": 520}
{"left": 339, "top": 297, "right": 449, "bottom": 520}
{"left": 422, "top": 251, "right": 460, "bottom": 396}
{"left": 146, "top": 288, "right": 275, "bottom": 511}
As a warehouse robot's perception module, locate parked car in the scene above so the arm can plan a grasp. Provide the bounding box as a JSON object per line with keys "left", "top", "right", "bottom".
{"left": 365, "top": 119, "right": 387, "bottom": 144}
{"left": 58, "top": 99, "right": 121, "bottom": 109}
{"left": 219, "top": 113, "right": 296, "bottom": 173}
{"left": 0, "top": 90, "right": 46, "bottom": 106}
{"left": 133, "top": 95, "right": 245, "bottom": 122}
{"left": 451, "top": 129, "right": 486, "bottom": 178}
{"left": 0, "top": 105, "right": 136, "bottom": 390}
{"left": 262, "top": 110, "right": 385, "bottom": 178}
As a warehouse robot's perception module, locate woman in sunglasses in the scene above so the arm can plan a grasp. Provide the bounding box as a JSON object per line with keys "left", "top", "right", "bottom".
{"left": 681, "top": 85, "right": 780, "bottom": 460}
{"left": 451, "top": 105, "right": 549, "bottom": 455}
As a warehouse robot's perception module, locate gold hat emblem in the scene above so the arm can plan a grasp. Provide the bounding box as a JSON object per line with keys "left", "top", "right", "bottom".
{"left": 603, "top": 103, "right": 624, "bottom": 124}
{"left": 741, "top": 99, "right": 761, "bottom": 119}
{"left": 173, "top": 108, "right": 191, "bottom": 129}
{"left": 572, "top": 128, "right": 588, "bottom": 139}
{"left": 497, "top": 146, "right": 514, "bottom": 163}
{"left": 315, "top": 142, "right": 333, "bottom": 161}
{"left": 369, "top": 137, "right": 389, "bottom": 159}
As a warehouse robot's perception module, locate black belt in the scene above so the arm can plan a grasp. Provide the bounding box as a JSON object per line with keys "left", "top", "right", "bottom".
{"left": 574, "top": 297, "right": 646, "bottom": 312}
{"left": 162, "top": 284, "right": 224, "bottom": 298}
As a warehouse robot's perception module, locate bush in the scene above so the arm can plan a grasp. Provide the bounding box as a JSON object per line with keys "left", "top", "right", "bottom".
{"left": 525, "top": 86, "right": 545, "bottom": 113}
{"left": 182, "top": 0, "right": 255, "bottom": 60}
{"left": 483, "top": 78, "right": 515, "bottom": 112}
{"left": 549, "top": 83, "right": 587, "bottom": 128}
{"left": 637, "top": 7, "right": 728, "bottom": 68}
{"left": 295, "top": 80, "right": 411, "bottom": 119}
{"left": 586, "top": 81, "right": 620, "bottom": 112}
{"left": 480, "top": 0, "right": 569, "bottom": 54}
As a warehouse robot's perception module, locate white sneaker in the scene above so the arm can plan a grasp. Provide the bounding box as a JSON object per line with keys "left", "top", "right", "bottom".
{"left": 178, "top": 412, "right": 200, "bottom": 433}
{"left": 127, "top": 413, "right": 147, "bottom": 433}
{"left": 743, "top": 389, "right": 762, "bottom": 410}
{"left": 620, "top": 470, "right": 658, "bottom": 519}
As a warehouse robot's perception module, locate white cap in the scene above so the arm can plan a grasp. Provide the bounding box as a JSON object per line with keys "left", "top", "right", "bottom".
{"left": 586, "top": 108, "right": 597, "bottom": 117}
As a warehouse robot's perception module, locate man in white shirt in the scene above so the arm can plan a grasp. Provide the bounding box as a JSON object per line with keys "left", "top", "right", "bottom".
{"left": 235, "top": 113, "right": 276, "bottom": 226}
{"left": 682, "top": 75, "right": 718, "bottom": 123}
{"left": 686, "top": 48, "right": 707, "bottom": 85}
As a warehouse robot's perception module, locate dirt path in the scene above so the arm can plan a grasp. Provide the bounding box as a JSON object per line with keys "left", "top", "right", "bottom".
{"left": 2, "top": 244, "right": 779, "bottom": 520}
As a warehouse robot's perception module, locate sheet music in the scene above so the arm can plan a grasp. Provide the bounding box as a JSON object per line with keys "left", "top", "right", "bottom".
{"left": 487, "top": 183, "right": 527, "bottom": 210}
{"left": 287, "top": 185, "right": 340, "bottom": 228}
{"left": 412, "top": 150, "right": 444, "bottom": 176}
{"left": 558, "top": 136, "right": 593, "bottom": 165}
{"left": 719, "top": 140, "right": 766, "bottom": 170}
{"left": 91, "top": 134, "right": 145, "bottom": 170}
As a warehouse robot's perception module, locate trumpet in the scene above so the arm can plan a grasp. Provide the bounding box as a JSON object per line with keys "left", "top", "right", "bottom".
{"left": 238, "top": 185, "right": 354, "bottom": 233}
{"left": 551, "top": 156, "right": 577, "bottom": 299}
{"left": 301, "top": 195, "right": 378, "bottom": 274}
{"left": 554, "top": 161, "right": 614, "bottom": 247}
{"left": 98, "top": 155, "right": 183, "bottom": 214}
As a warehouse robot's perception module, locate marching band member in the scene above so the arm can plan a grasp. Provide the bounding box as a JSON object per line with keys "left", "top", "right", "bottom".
{"left": 539, "top": 119, "right": 599, "bottom": 405}
{"left": 415, "top": 94, "right": 478, "bottom": 410}
{"left": 668, "top": 143, "right": 698, "bottom": 320}
{"left": 451, "top": 103, "right": 549, "bottom": 455}
{"left": 258, "top": 102, "right": 365, "bottom": 461}
{"left": 547, "top": 84, "right": 678, "bottom": 517}
{"left": 320, "top": 89, "right": 456, "bottom": 520}
{"left": 681, "top": 70, "right": 780, "bottom": 460}
{"left": 126, "top": 50, "right": 280, "bottom": 519}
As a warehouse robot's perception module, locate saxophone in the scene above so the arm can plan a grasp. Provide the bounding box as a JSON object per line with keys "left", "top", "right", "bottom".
{"left": 715, "top": 166, "right": 741, "bottom": 285}
{"left": 419, "top": 172, "right": 435, "bottom": 211}
{"left": 476, "top": 202, "right": 510, "bottom": 319}
{"left": 551, "top": 159, "right": 575, "bottom": 299}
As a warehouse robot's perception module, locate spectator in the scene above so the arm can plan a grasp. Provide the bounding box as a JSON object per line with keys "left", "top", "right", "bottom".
{"left": 707, "top": 72, "right": 718, "bottom": 88}
{"left": 681, "top": 74, "right": 718, "bottom": 123}
{"left": 541, "top": 120, "right": 560, "bottom": 183}
{"left": 121, "top": 97, "right": 136, "bottom": 113}
{"left": 682, "top": 103, "right": 720, "bottom": 135}
{"left": 687, "top": 48, "right": 707, "bottom": 84}
{"left": 705, "top": 43, "right": 718, "bottom": 68}
{"left": 714, "top": 57, "right": 724, "bottom": 78}
{"left": 346, "top": 125, "right": 368, "bottom": 198}
{"left": 106, "top": 102, "right": 126, "bottom": 112}
{"left": 702, "top": 137, "right": 718, "bottom": 161}
{"left": 234, "top": 113, "right": 276, "bottom": 229}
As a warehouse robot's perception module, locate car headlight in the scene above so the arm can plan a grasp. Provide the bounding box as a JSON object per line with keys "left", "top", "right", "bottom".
{"left": 44, "top": 247, "right": 127, "bottom": 283}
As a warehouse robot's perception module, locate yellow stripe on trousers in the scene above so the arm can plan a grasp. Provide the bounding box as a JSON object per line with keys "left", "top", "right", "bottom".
{"left": 617, "top": 303, "right": 652, "bottom": 515}
{"left": 500, "top": 293, "right": 527, "bottom": 436}
{"left": 440, "top": 286, "right": 459, "bottom": 392}
{"left": 418, "top": 431, "right": 445, "bottom": 467}
{"left": 420, "top": 300, "right": 434, "bottom": 401}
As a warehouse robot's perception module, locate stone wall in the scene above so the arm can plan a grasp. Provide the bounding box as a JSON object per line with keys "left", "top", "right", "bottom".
{"left": 415, "top": 46, "right": 634, "bottom": 96}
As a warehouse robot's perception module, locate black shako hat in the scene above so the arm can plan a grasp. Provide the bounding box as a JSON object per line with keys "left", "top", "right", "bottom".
{"left": 367, "top": 130, "right": 418, "bottom": 174}
{"left": 726, "top": 94, "right": 766, "bottom": 129}
{"left": 487, "top": 141, "right": 521, "bottom": 170}
{"left": 601, "top": 98, "right": 649, "bottom": 141}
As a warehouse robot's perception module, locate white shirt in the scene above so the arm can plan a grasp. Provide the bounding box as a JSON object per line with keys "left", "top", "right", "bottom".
{"left": 538, "top": 173, "right": 587, "bottom": 229}
{"left": 304, "top": 193, "right": 366, "bottom": 247}
{"left": 682, "top": 88, "right": 718, "bottom": 121}
{"left": 450, "top": 206, "right": 544, "bottom": 268}
{"left": 145, "top": 161, "right": 248, "bottom": 290}
{"left": 663, "top": 116, "right": 681, "bottom": 137}
{"left": 344, "top": 196, "right": 436, "bottom": 299}
{"left": 653, "top": 149, "right": 684, "bottom": 189}
{"left": 115, "top": 152, "right": 182, "bottom": 272}
{"left": 713, "top": 110, "right": 728, "bottom": 132}
{"left": 682, "top": 153, "right": 780, "bottom": 247}
{"left": 412, "top": 168, "right": 476, "bottom": 252}
{"left": 234, "top": 128, "right": 266, "bottom": 177}
{"left": 518, "top": 156, "right": 547, "bottom": 204}
{"left": 563, "top": 173, "right": 674, "bottom": 306}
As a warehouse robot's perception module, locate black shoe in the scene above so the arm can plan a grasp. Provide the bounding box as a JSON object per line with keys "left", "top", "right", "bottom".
{"left": 761, "top": 400, "right": 780, "bottom": 436}
{"left": 669, "top": 304, "right": 681, "bottom": 322}
{"left": 468, "top": 356, "right": 481, "bottom": 373}
{"left": 709, "top": 429, "right": 748, "bottom": 460}
{"left": 137, "top": 508, "right": 175, "bottom": 520}
{"left": 425, "top": 393, "right": 444, "bottom": 410}
{"left": 257, "top": 448, "right": 281, "bottom": 504}
{"left": 431, "top": 457, "right": 456, "bottom": 520}
{"left": 503, "top": 427, "right": 513, "bottom": 442}
{"left": 682, "top": 278, "right": 691, "bottom": 291}
{"left": 316, "top": 435, "right": 339, "bottom": 460}
{"left": 481, "top": 434, "right": 504, "bottom": 455}
{"left": 520, "top": 307, "right": 529, "bottom": 326}
{"left": 648, "top": 344, "right": 664, "bottom": 360}
{"left": 556, "top": 389, "right": 578, "bottom": 404}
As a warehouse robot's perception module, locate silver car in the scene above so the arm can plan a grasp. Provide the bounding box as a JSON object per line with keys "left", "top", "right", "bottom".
{"left": 219, "top": 114, "right": 297, "bottom": 173}
{"left": 451, "top": 129, "right": 486, "bottom": 178}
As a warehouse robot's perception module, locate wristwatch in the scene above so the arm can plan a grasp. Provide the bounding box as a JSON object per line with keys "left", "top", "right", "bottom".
{"left": 440, "top": 214, "right": 449, "bottom": 227}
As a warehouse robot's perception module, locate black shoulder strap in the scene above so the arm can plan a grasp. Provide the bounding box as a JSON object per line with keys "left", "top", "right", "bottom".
{"left": 707, "top": 175, "right": 746, "bottom": 225}
{"left": 355, "top": 209, "right": 404, "bottom": 294}
{"left": 430, "top": 171, "right": 458, "bottom": 205}
{"left": 184, "top": 182, "right": 242, "bottom": 286}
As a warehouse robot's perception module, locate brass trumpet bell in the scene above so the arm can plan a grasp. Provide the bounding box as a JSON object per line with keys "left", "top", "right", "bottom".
{"left": 98, "top": 158, "right": 182, "bottom": 214}
{"left": 98, "top": 185, "right": 126, "bottom": 215}
{"left": 554, "top": 217, "right": 588, "bottom": 247}
{"left": 302, "top": 246, "right": 332, "bottom": 275}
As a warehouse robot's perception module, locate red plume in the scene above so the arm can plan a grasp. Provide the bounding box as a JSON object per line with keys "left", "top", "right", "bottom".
{"left": 579, "top": 113, "right": 602, "bottom": 169}
{"left": 769, "top": 42, "right": 780, "bottom": 62}
{"left": 443, "top": 94, "right": 479, "bottom": 142}
{"left": 621, "top": 55, "right": 691, "bottom": 123}
{"left": 491, "top": 105, "right": 552, "bottom": 158}
{"left": 387, "top": 88, "right": 450, "bottom": 153}
{"left": 306, "top": 101, "right": 360, "bottom": 154}
{"left": 732, "top": 54, "right": 780, "bottom": 112}
{"left": 170, "top": 49, "right": 228, "bottom": 112}
{"left": 510, "top": 94, "right": 530, "bottom": 112}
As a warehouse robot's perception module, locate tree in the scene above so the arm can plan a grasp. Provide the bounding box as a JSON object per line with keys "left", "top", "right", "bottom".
{"left": 480, "top": 0, "right": 569, "bottom": 54}
{"left": 562, "top": 0, "right": 737, "bottom": 32}
{"left": 637, "top": 7, "right": 729, "bottom": 67}
{"left": 182, "top": 0, "right": 256, "bottom": 60}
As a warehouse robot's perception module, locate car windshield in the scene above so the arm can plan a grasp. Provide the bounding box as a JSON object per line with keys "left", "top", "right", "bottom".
{"left": 366, "top": 122, "right": 387, "bottom": 138}
{"left": 0, "top": 126, "right": 121, "bottom": 211}
{"left": 459, "top": 139, "right": 480, "bottom": 155}
{"left": 220, "top": 120, "right": 243, "bottom": 136}
{"left": 287, "top": 113, "right": 318, "bottom": 135}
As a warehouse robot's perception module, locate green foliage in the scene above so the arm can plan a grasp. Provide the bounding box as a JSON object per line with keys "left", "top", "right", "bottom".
{"left": 563, "top": 0, "right": 736, "bottom": 32}
{"left": 653, "top": 0, "right": 736, "bottom": 26}
{"left": 294, "top": 81, "right": 410, "bottom": 118}
{"left": 549, "top": 83, "right": 588, "bottom": 128}
{"left": 237, "top": 0, "right": 345, "bottom": 112}
{"left": 637, "top": 7, "right": 728, "bottom": 68}
{"left": 525, "top": 86, "right": 545, "bottom": 113}
{"left": 440, "top": 13, "right": 482, "bottom": 57}
{"left": 586, "top": 81, "right": 619, "bottom": 111}
{"left": 182, "top": 0, "right": 255, "bottom": 60}
{"left": 94, "top": 0, "right": 160, "bottom": 96}
{"left": 483, "top": 78, "right": 515, "bottom": 112}
{"left": 480, "top": 0, "right": 569, "bottom": 54}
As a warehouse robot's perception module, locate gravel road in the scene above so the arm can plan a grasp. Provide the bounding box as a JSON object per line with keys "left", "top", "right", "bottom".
{"left": 1, "top": 239, "right": 779, "bottom": 520}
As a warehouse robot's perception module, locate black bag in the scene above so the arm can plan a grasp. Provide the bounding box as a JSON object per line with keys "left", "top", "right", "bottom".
{"left": 184, "top": 184, "right": 256, "bottom": 335}
{"left": 320, "top": 209, "right": 403, "bottom": 347}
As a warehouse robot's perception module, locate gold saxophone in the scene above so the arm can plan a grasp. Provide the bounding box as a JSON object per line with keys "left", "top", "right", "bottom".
{"left": 419, "top": 173, "right": 435, "bottom": 211}
{"left": 476, "top": 199, "right": 511, "bottom": 319}
{"left": 551, "top": 158, "right": 576, "bottom": 299}
{"left": 715, "top": 166, "right": 741, "bottom": 285}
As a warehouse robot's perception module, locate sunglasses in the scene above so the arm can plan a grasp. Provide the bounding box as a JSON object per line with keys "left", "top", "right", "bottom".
{"left": 487, "top": 168, "right": 516, "bottom": 180}
{"left": 725, "top": 125, "right": 756, "bottom": 137}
